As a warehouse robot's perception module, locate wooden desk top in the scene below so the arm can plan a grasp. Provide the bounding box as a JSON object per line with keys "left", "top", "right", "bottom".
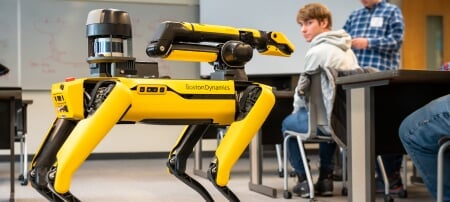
{"left": 336, "top": 69, "right": 450, "bottom": 86}
{"left": 0, "top": 87, "right": 21, "bottom": 99}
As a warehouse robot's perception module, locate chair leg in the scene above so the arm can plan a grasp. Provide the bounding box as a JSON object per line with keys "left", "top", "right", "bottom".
{"left": 283, "top": 134, "right": 294, "bottom": 199}
{"left": 296, "top": 136, "right": 315, "bottom": 200}
{"left": 19, "top": 136, "right": 24, "bottom": 177}
{"left": 275, "top": 144, "right": 284, "bottom": 177}
{"left": 398, "top": 155, "right": 408, "bottom": 198}
{"left": 341, "top": 147, "right": 348, "bottom": 196}
{"left": 22, "top": 135, "right": 28, "bottom": 185}
{"left": 437, "top": 140, "right": 450, "bottom": 202}
{"left": 377, "top": 155, "right": 394, "bottom": 202}
{"left": 16, "top": 133, "right": 28, "bottom": 185}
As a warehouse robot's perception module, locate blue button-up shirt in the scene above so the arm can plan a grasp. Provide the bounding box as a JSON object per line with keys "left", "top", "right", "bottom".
{"left": 343, "top": 1, "right": 404, "bottom": 71}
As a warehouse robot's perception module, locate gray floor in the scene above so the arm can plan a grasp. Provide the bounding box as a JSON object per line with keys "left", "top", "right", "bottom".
{"left": 1, "top": 156, "right": 434, "bottom": 202}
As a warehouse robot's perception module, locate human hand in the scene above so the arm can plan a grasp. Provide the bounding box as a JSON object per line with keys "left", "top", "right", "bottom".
{"left": 351, "top": 38, "right": 369, "bottom": 49}
{"left": 297, "top": 74, "right": 310, "bottom": 95}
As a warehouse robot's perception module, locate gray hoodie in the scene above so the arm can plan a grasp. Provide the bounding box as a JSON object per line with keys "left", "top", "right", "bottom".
{"left": 305, "top": 29, "right": 359, "bottom": 73}
{"left": 293, "top": 29, "right": 361, "bottom": 130}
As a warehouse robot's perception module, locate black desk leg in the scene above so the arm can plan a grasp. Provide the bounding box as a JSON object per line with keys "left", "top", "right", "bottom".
{"left": 248, "top": 130, "right": 277, "bottom": 198}
{"left": 9, "top": 97, "right": 15, "bottom": 202}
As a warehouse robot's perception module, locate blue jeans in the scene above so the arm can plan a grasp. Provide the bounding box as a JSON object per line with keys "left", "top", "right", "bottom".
{"left": 281, "top": 107, "right": 336, "bottom": 177}
{"left": 399, "top": 94, "right": 450, "bottom": 201}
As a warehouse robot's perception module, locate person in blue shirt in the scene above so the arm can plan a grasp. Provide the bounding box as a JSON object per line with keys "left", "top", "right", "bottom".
{"left": 343, "top": 0, "right": 404, "bottom": 70}
{"left": 343, "top": 0, "right": 405, "bottom": 194}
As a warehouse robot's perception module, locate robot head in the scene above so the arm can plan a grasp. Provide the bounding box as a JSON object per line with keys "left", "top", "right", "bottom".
{"left": 86, "top": 8, "right": 136, "bottom": 77}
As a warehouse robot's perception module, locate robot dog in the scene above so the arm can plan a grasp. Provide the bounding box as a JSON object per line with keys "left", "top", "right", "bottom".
{"left": 29, "top": 9, "right": 294, "bottom": 202}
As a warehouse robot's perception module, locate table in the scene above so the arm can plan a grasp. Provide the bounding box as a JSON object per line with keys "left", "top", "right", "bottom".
{"left": 249, "top": 90, "right": 294, "bottom": 198}
{"left": 335, "top": 69, "right": 450, "bottom": 202}
{"left": 0, "top": 87, "right": 22, "bottom": 202}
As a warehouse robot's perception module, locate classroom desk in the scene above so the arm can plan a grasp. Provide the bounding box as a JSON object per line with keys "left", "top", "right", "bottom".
{"left": 0, "top": 87, "right": 22, "bottom": 202}
{"left": 335, "top": 69, "right": 450, "bottom": 202}
{"left": 249, "top": 90, "right": 293, "bottom": 198}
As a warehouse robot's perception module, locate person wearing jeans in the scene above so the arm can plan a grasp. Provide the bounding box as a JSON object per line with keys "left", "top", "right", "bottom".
{"left": 343, "top": 0, "right": 405, "bottom": 193}
{"left": 281, "top": 108, "right": 337, "bottom": 176}
{"left": 281, "top": 3, "right": 361, "bottom": 198}
{"left": 399, "top": 94, "right": 450, "bottom": 201}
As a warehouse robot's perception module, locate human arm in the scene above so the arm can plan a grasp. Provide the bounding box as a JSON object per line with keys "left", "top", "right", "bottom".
{"left": 343, "top": 7, "right": 404, "bottom": 51}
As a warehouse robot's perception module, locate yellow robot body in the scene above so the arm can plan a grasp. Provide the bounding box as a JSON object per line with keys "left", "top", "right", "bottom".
{"left": 48, "top": 76, "right": 273, "bottom": 194}
{"left": 125, "top": 78, "right": 236, "bottom": 124}
{"left": 30, "top": 19, "right": 294, "bottom": 202}
{"left": 52, "top": 77, "right": 237, "bottom": 124}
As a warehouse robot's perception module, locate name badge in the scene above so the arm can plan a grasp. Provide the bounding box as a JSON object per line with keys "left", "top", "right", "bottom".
{"left": 370, "top": 17, "right": 383, "bottom": 27}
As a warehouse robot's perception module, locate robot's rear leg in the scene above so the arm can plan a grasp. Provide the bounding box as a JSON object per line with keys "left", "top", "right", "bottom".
{"left": 167, "top": 124, "right": 214, "bottom": 202}
{"left": 29, "top": 118, "right": 81, "bottom": 202}
{"left": 206, "top": 84, "right": 273, "bottom": 202}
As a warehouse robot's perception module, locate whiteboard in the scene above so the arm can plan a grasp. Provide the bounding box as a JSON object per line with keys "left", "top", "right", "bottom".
{"left": 15, "top": 0, "right": 198, "bottom": 89}
{"left": 199, "top": 0, "right": 361, "bottom": 76}
{"left": 0, "top": 0, "right": 19, "bottom": 87}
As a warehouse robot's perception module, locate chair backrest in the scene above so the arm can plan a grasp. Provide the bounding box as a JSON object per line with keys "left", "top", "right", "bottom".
{"left": 306, "top": 73, "right": 329, "bottom": 138}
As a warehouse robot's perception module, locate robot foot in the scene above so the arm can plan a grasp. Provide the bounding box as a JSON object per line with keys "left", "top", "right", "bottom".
{"left": 29, "top": 167, "right": 81, "bottom": 202}
{"left": 207, "top": 163, "right": 240, "bottom": 202}
{"left": 167, "top": 158, "right": 214, "bottom": 202}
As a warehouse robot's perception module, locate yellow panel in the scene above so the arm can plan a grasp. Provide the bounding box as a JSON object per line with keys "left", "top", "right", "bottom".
{"left": 164, "top": 50, "right": 217, "bottom": 62}
{"left": 51, "top": 79, "right": 85, "bottom": 119}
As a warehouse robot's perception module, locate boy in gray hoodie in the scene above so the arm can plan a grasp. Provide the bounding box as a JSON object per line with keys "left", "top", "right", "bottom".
{"left": 281, "top": 3, "right": 361, "bottom": 198}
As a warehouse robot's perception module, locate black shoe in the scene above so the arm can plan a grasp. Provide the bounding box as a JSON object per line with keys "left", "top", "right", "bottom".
{"left": 0, "top": 63, "right": 9, "bottom": 76}
{"left": 293, "top": 180, "right": 310, "bottom": 198}
{"left": 332, "top": 172, "right": 343, "bottom": 181}
{"left": 376, "top": 174, "right": 404, "bottom": 194}
{"left": 292, "top": 174, "right": 310, "bottom": 198}
{"left": 315, "top": 177, "right": 334, "bottom": 196}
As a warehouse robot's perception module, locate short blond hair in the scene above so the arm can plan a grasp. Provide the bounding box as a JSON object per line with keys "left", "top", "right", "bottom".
{"left": 297, "top": 3, "right": 332, "bottom": 29}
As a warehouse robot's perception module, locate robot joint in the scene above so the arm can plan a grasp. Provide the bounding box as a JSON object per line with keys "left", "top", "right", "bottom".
{"left": 236, "top": 85, "right": 262, "bottom": 120}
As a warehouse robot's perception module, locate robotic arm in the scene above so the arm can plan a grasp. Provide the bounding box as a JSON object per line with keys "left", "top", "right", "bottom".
{"left": 146, "top": 21, "right": 294, "bottom": 68}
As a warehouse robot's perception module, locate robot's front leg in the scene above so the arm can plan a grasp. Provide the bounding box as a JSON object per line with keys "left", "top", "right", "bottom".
{"left": 167, "top": 124, "right": 215, "bottom": 202}
{"left": 29, "top": 118, "right": 81, "bottom": 202}
{"left": 207, "top": 84, "right": 275, "bottom": 201}
{"left": 30, "top": 81, "right": 132, "bottom": 202}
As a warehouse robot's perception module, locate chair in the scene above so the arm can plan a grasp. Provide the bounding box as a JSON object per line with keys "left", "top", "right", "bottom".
{"left": 437, "top": 136, "right": 450, "bottom": 202}
{"left": 376, "top": 154, "right": 408, "bottom": 202}
{"left": 282, "top": 73, "right": 347, "bottom": 200}
{"left": 15, "top": 100, "right": 32, "bottom": 185}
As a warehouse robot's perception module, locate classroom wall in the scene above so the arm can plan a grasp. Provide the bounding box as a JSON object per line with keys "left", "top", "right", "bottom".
{"left": 199, "top": 0, "right": 361, "bottom": 76}
{"left": 3, "top": 0, "right": 406, "bottom": 156}
{"left": 0, "top": 0, "right": 226, "bottom": 156}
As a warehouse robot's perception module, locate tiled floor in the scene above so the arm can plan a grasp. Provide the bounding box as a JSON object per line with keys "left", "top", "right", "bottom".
{"left": 1, "top": 156, "right": 434, "bottom": 202}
